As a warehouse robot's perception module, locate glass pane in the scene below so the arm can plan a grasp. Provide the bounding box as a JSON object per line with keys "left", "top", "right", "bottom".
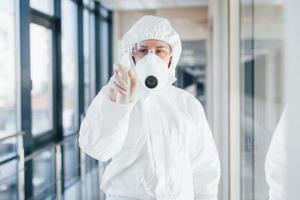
{"left": 177, "top": 41, "right": 207, "bottom": 109}
{"left": 63, "top": 180, "right": 81, "bottom": 200}
{"left": 0, "top": 0, "right": 18, "bottom": 136}
{"left": 83, "top": 9, "right": 91, "bottom": 110}
{"left": 98, "top": 162, "right": 107, "bottom": 199}
{"left": 90, "top": 14, "right": 96, "bottom": 99}
{"left": 83, "top": 10, "right": 96, "bottom": 110}
{"left": 0, "top": 137, "right": 17, "bottom": 162}
{"left": 62, "top": 0, "right": 79, "bottom": 135}
{"left": 0, "top": 159, "right": 18, "bottom": 200}
{"left": 63, "top": 139, "right": 80, "bottom": 188}
{"left": 30, "top": 0, "right": 54, "bottom": 16}
{"left": 83, "top": 0, "right": 95, "bottom": 9}
{"left": 83, "top": 167, "right": 100, "bottom": 199}
{"left": 99, "top": 7, "right": 109, "bottom": 18}
{"left": 85, "top": 155, "right": 98, "bottom": 173}
{"left": 30, "top": 23, "right": 53, "bottom": 136}
{"left": 240, "top": 1, "right": 285, "bottom": 199}
{"left": 32, "top": 149, "right": 55, "bottom": 200}
{"left": 89, "top": 0, "right": 95, "bottom": 9}
{"left": 83, "top": 0, "right": 90, "bottom": 6}
{"left": 99, "top": 21, "right": 109, "bottom": 86}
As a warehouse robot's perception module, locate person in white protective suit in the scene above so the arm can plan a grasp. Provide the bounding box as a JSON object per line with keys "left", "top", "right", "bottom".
{"left": 78, "top": 15, "right": 221, "bottom": 200}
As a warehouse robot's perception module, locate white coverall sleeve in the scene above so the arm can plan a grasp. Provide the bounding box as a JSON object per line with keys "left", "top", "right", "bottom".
{"left": 188, "top": 97, "right": 221, "bottom": 200}
{"left": 78, "top": 85, "right": 135, "bottom": 162}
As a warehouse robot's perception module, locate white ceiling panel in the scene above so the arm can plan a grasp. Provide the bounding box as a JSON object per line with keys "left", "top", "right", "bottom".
{"left": 98, "top": 0, "right": 208, "bottom": 10}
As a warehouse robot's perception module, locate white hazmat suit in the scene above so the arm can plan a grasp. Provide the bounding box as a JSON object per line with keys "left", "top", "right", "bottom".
{"left": 79, "top": 16, "right": 220, "bottom": 200}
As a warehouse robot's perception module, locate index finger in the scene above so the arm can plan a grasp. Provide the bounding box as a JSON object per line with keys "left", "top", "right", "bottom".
{"left": 128, "top": 69, "right": 137, "bottom": 99}
{"left": 117, "top": 64, "right": 129, "bottom": 76}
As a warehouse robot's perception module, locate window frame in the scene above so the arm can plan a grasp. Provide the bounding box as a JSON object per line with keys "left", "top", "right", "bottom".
{"left": 11, "top": 0, "right": 113, "bottom": 199}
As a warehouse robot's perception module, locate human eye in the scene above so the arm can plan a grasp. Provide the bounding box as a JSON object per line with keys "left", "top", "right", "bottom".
{"left": 156, "top": 49, "right": 167, "bottom": 56}
{"left": 138, "top": 47, "right": 148, "bottom": 54}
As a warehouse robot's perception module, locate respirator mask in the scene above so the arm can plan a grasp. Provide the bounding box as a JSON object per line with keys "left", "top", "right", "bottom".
{"left": 129, "top": 42, "right": 172, "bottom": 99}
{"left": 135, "top": 52, "right": 170, "bottom": 91}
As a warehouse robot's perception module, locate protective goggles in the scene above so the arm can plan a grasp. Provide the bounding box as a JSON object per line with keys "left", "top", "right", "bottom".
{"left": 131, "top": 41, "right": 172, "bottom": 59}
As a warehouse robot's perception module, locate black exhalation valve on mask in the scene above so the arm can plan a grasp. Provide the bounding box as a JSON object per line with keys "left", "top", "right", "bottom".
{"left": 145, "top": 75, "right": 158, "bottom": 89}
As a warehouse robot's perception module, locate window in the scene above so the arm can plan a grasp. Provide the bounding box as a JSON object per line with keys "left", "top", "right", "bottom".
{"left": 0, "top": 0, "right": 18, "bottom": 136}
{"left": 83, "top": 0, "right": 89, "bottom": 6}
{"left": 63, "top": 139, "right": 80, "bottom": 188}
{"left": 61, "top": 0, "right": 79, "bottom": 135}
{"left": 0, "top": 0, "right": 19, "bottom": 161}
{"left": 240, "top": 1, "right": 285, "bottom": 199}
{"left": 0, "top": 137, "right": 17, "bottom": 162}
{"left": 84, "top": 156, "right": 100, "bottom": 199}
{"left": 0, "top": 1, "right": 113, "bottom": 199}
{"left": 31, "top": 149, "right": 56, "bottom": 199}
{"left": 85, "top": 155, "right": 98, "bottom": 173}
{"left": 83, "top": 9, "right": 96, "bottom": 110}
{"left": 30, "top": 0, "right": 54, "bottom": 16}
{"left": 83, "top": 0, "right": 95, "bottom": 9}
{"left": 177, "top": 41, "right": 207, "bottom": 109}
{"left": 0, "top": 159, "right": 18, "bottom": 200}
{"left": 63, "top": 181, "right": 81, "bottom": 200}
{"left": 99, "top": 20, "right": 110, "bottom": 86}
{"left": 30, "top": 23, "right": 53, "bottom": 136}
{"left": 99, "top": 6, "right": 109, "bottom": 18}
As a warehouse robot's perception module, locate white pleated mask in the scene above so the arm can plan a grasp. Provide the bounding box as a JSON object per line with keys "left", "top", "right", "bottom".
{"left": 134, "top": 53, "right": 170, "bottom": 93}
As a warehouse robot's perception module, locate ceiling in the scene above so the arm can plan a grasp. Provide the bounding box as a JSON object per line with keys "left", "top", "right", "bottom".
{"left": 97, "top": 0, "right": 283, "bottom": 11}
{"left": 97, "top": 0, "right": 208, "bottom": 10}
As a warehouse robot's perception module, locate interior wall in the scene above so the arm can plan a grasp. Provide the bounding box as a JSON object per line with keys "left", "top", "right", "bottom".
{"left": 113, "top": 7, "right": 208, "bottom": 63}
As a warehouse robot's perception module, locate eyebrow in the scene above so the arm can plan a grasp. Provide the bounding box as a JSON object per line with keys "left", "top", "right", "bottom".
{"left": 140, "top": 45, "right": 169, "bottom": 49}
{"left": 155, "top": 45, "right": 169, "bottom": 48}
